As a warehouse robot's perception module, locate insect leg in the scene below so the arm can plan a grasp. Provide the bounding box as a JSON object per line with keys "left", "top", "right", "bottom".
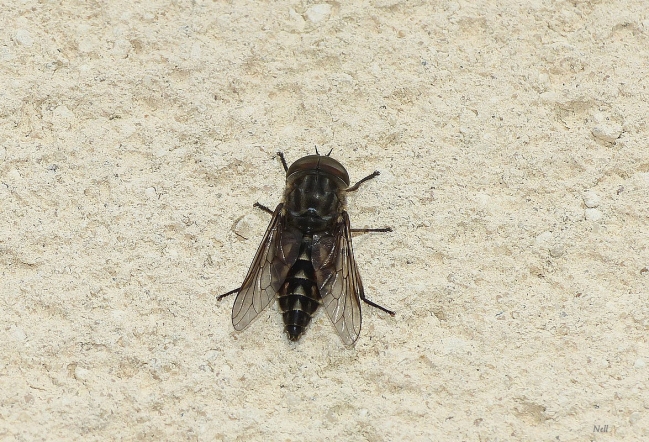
{"left": 346, "top": 171, "right": 380, "bottom": 192}
{"left": 360, "top": 295, "right": 396, "bottom": 316}
{"left": 253, "top": 202, "right": 274, "bottom": 215}
{"left": 217, "top": 287, "right": 240, "bottom": 301}
{"left": 275, "top": 151, "right": 289, "bottom": 172}
{"left": 219, "top": 203, "right": 274, "bottom": 299}
{"left": 350, "top": 227, "right": 392, "bottom": 233}
{"left": 353, "top": 224, "right": 394, "bottom": 316}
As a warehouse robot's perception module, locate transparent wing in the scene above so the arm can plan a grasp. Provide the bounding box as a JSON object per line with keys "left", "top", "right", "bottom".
{"left": 312, "top": 212, "right": 363, "bottom": 345}
{"left": 232, "top": 204, "right": 301, "bottom": 331}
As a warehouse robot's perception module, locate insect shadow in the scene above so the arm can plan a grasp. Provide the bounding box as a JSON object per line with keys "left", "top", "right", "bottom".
{"left": 219, "top": 150, "right": 394, "bottom": 345}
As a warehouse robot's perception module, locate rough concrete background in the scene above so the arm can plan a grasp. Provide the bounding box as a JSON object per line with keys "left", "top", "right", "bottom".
{"left": 2, "top": 0, "right": 648, "bottom": 440}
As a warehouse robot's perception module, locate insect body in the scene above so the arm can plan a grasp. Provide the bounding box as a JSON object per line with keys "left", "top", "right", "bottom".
{"left": 219, "top": 152, "right": 394, "bottom": 345}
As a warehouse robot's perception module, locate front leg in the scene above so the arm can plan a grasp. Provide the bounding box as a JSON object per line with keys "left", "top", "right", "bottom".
{"left": 346, "top": 171, "right": 380, "bottom": 192}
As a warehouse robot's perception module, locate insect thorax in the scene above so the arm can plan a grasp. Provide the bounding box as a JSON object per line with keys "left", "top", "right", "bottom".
{"left": 284, "top": 173, "right": 345, "bottom": 233}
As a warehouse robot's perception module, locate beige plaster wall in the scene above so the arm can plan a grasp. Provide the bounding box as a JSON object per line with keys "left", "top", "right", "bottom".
{"left": 1, "top": 0, "right": 648, "bottom": 440}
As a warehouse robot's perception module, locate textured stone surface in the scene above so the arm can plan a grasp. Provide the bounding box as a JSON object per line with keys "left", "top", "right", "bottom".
{"left": 1, "top": 0, "right": 648, "bottom": 440}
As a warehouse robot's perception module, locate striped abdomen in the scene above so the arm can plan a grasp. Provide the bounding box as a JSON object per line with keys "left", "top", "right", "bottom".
{"left": 277, "top": 236, "right": 321, "bottom": 341}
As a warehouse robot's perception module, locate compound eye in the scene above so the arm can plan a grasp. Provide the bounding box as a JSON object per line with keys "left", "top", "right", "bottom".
{"left": 286, "top": 155, "right": 320, "bottom": 177}
{"left": 317, "top": 157, "right": 350, "bottom": 187}
{"left": 287, "top": 155, "right": 350, "bottom": 187}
